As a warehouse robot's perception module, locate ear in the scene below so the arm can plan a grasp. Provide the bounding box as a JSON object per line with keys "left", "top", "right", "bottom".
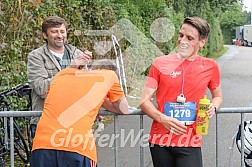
{"left": 42, "top": 32, "right": 47, "bottom": 40}
{"left": 199, "top": 38, "right": 207, "bottom": 48}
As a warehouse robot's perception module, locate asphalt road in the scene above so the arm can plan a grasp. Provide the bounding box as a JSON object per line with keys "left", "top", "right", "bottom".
{"left": 96, "top": 45, "right": 252, "bottom": 167}
{"left": 203, "top": 45, "right": 252, "bottom": 167}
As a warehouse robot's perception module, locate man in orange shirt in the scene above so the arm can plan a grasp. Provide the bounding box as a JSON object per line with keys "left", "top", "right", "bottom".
{"left": 30, "top": 59, "right": 129, "bottom": 167}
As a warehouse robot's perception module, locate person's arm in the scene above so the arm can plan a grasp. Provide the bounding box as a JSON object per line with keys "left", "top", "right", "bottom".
{"left": 207, "top": 85, "right": 222, "bottom": 118}
{"left": 112, "top": 96, "right": 128, "bottom": 114}
{"left": 102, "top": 98, "right": 117, "bottom": 113}
{"left": 102, "top": 97, "right": 129, "bottom": 114}
{"left": 139, "top": 87, "right": 187, "bottom": 135}
{"left": 27, "top": 52, "right": 54, "bottom": 99}
{"left": 70, "top": 50, "right": 92, "bottom": 68}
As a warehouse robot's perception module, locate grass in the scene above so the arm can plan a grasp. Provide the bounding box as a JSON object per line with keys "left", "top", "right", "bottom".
{"left": 93, "top": 115, "right": 114, "bottom": 129}
{"left": 4, "top": 154, "right": 29, "bottom": 167}
{"left": 208, "top": 46, "right": 229, "bottom": 59}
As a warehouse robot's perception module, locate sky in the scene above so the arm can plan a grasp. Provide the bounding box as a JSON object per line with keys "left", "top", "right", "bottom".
{"left": 243, "top": 0, "right": 252, "bottom": 12}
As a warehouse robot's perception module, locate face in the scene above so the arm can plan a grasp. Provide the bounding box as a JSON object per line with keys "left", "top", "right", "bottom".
{"left": 177, "top": 24, "right": 206, "bottom": 60}
{"left": 42, "top": 24, "right": 67, "bottom": 52}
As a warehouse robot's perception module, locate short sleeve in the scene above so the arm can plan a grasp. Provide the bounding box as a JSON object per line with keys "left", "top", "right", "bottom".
{"left": 145, "top": 58, "right": 160, "bottom": 89}
{"left": 208, "top": 61, "right": 221, "bottom": 90}
{"left": 107, "top": 72, "right": 124, "bottom": 102}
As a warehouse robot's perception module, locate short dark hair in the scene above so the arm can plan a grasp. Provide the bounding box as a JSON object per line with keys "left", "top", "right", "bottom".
{"left": 42, "top": 16, "right": 68, "bottom": 33}
{"left": 91, "top": 59, "right": 119, "bottom": 78}
{"left": 183, "top": 17, "right": 210, "bottom": 40}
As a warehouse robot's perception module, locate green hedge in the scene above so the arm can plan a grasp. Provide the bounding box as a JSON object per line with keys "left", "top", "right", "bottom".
{"left": 0, "top": 0, "right": 247, "bottom": 110}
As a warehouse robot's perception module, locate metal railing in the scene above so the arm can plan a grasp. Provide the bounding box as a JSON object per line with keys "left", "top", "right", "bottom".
{"left": 216, "top": 107, "right": 252, "bottom": 167}
{"left": 0, "top": 109, "right": 144, "bottom": 167}
{"left": 0, "top": 107, "right": 252, "bottom": 167}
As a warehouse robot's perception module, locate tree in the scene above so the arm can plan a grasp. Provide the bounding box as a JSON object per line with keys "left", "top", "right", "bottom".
{"left": 220, "top": 2, "right": 247, "bottom": 43}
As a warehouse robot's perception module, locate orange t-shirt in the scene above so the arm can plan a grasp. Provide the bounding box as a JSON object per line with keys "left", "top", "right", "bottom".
{"left": 32, "top": 68, "right": 124, "bottom": 162}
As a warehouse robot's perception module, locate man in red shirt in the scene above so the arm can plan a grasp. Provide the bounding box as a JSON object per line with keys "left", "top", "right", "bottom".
{"left": 140, "top": 17, "right": 222, "bottom": 167}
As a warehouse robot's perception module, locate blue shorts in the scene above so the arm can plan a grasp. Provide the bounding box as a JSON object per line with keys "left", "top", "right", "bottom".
{"left": 30, "top": 149, "right": 97, "bottom": 167}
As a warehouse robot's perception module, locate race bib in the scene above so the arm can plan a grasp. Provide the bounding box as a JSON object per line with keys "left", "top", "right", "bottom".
{"left": 164, "top": 102, "right": 196, "bottom": 125}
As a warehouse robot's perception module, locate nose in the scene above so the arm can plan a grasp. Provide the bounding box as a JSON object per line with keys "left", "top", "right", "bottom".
{"left": 55, "top": 32, "right": 64, "bottom": 38}
{"left": 57, "top": 32, "right": 63, "bottom": 37}
{"left": 179, "top": 36, "right": 187, "bottom": 43}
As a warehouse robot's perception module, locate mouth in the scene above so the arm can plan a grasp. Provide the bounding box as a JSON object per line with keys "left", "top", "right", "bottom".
{"left": 55, "top": 39, "right": 64, "bottom": 42}
{"left": 179, "top": 45, "right": 188, "bottom": 49}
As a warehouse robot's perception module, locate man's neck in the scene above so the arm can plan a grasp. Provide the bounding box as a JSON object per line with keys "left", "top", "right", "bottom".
{"left": 177, "top": 53, "right": 198, "bottom": 61}
{"left": 47, "top": 45, "right": 64, "bottom": 54}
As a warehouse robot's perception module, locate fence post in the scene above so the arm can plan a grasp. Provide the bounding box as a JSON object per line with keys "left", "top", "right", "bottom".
{"left": 241, "top": 114, "right": 245, "bottom": 167}
{"left": 216, "top": 113, "right": 218, "bottom": 167}
{"left": 140, "top": 115, "right": 144, "bottom": 167}
{"left": 114, "top": 115, "right": 118, "bottom": 167}
{"left": 10, "top": 117, "right": 14, "bottom": 167}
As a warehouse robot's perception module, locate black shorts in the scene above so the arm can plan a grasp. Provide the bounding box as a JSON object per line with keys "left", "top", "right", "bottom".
{"left": 30, "top": 149, "right": 97, "bottom": 167}
{"left": 149, "top": 144, "right": 202, "bottom": 167}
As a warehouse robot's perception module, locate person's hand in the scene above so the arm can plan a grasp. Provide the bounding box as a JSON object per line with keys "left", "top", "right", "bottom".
{"left": 70, "top": 50, "right": 92, "bottom": 68}
{"left": 95, "top": 115, "right": 104, "bottom": 131}
{"left": 96, "top": 115, "right": 104, "bottom": 122}
{"left": 160, "top": 115, "right": 187, "bottom": 135}
{"left": 206, "top": 103, "right": 216, "bottom": 118}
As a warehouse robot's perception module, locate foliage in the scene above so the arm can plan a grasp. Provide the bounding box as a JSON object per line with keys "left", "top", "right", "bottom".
{"left": 220, "top": 1, "right": 249, "bottom": 43}
{"left": 209, "top": 46, "right": 229, "bottom": 59}
{"left": 0, "top": 0, "right": 249, "bottom": 109}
